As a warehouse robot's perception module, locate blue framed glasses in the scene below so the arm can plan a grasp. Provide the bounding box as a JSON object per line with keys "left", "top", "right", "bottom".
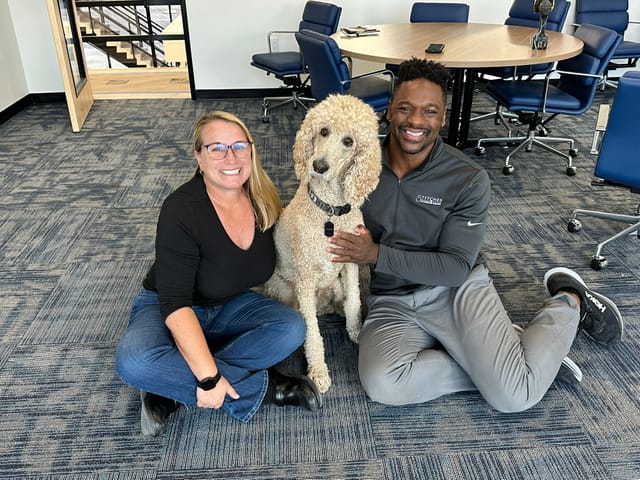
{"left": 202, "top": 141, "right": 252, "bottom": 160}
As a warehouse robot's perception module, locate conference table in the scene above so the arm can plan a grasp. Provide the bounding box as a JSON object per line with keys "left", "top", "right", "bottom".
{"left": 332, "top": 23, "right": 584, "bottom": 148}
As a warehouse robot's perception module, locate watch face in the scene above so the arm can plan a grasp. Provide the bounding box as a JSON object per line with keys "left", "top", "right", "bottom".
{"left": 198, "top": 372, "right": 221, "bottom": 390}
{"left": 199, "top": 378, "right": 217, "bottom": 390}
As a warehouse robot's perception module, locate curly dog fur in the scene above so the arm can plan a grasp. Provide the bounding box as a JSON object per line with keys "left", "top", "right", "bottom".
{"left": 265, "top": 95, "right": 381, "bottom": 393}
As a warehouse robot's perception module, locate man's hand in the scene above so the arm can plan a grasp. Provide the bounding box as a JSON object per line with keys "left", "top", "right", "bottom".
{"left": 326, "top": 224, "right": 379, "bottom": 264}
{"left": 196, "top": 376, "right": 239, "bottom": 409}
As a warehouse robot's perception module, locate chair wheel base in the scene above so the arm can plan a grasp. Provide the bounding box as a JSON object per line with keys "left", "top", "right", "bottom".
{"left": 567, "top": 219, "right": 582, "bottom": 232}
{"left": 591, "top": 256, "right": 608, "bottom": 270}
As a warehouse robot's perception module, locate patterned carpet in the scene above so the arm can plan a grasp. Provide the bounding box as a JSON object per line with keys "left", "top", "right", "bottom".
{"left": 0, "top": 82, "right": 638, "bottom": 479}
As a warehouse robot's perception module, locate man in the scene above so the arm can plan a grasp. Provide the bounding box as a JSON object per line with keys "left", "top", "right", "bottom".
{"left": 327, "top": 58, "right": 623, "bottom": 412}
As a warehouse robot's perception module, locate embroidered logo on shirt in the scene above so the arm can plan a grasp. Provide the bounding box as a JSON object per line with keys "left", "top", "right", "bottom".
{"left": 416, "top": 194, "right": 442, "bottom": 206}
{"left": 467, "top": 221, "right": 483, "bottom": 227}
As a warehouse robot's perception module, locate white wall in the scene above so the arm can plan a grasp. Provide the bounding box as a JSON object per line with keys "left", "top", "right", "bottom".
{"left": 187, "top": 0, "right": 511, "bottom": 90}
{"left": 2, "top": 0, "right": 640, "bottom": 107}
{"left": 8, "top": 0, "right": 63, "bottom": 94}
{"left": 0, "top": 0, "right": 29, "bottom": 111}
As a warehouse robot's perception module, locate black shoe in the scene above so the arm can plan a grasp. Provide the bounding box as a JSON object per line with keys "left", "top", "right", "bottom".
{"left": 140, "top": 390, "right": 179, "bottom": 436}
{"left": 266, "top": 368, "right": 322, "bottom": 412}
{"left": 544, "top": 267, "right": 623, "bottom": 346}
{"left": 512, "top": 324, "right": 582, "bottom": 384}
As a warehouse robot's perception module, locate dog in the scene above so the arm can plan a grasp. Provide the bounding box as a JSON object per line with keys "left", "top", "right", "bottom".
{"left": 265, "top": 94, "right": 382, "bottom": 393}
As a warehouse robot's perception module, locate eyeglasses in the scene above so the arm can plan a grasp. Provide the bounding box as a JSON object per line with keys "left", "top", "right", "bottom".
{"left": 202, "top": 141, "right": 253, "bottom": 160}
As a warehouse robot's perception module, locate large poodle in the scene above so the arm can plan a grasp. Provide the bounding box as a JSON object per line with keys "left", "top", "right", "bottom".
{"left": 265, "top": 94, "right": 382, "bottom": 393}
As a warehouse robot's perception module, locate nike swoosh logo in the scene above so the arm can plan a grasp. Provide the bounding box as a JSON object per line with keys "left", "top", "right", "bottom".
{"left": 467, "top": 221, "right": 483, "bottom": 227}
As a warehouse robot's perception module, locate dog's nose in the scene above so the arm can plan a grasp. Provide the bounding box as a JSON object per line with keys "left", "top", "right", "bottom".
{"left": 312, "top": 159, "right": 329, "bottom": 174}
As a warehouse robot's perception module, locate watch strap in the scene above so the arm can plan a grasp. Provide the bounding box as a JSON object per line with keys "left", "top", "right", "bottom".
{"left": 197, "top": 371, "right": 222, "bottom": 390}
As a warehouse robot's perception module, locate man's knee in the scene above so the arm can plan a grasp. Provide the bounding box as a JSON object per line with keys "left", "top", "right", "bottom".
{"left": 359, "top": 366, "right": 408, "bottom": 405}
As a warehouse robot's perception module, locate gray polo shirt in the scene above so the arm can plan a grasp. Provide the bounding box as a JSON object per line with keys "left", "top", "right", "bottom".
{"left": 362, "top": 136, "right": 490, "bottom": 295}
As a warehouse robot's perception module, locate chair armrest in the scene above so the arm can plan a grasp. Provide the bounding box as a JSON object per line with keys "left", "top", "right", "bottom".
{"left": 541, "top": 69, "right": 604, "bottom": 112}
{"left": 267, "top": 29, "right": 297, "bottom": 53}
{"left": 347, "top": 69, "right": 395, "bottom": 91}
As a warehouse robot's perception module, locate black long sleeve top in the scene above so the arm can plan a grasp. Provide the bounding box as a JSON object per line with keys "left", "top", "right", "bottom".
{"left": 143, "top": 175, "right": 276, "bottom": 319}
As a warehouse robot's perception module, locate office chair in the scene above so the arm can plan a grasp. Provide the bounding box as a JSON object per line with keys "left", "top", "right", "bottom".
{"left": 250, "top": 1, "right": 342, "bottom": 122}
{"left": 474, "top": 24, "right": 621, "bottom": 176}
{"left": 471, "top": 0, "right": 571, "bottom": 129}
{"left": 567, "top": 71, "right": 640, "bottom": 270}
{"left": 295, "top": 29, "right": 393, "bottom": 115}
{"left": 386, "top": 3, "right": 470, "bottom": 74}
{"left": 575, "top": 0, "right": 640, "bottom": 88}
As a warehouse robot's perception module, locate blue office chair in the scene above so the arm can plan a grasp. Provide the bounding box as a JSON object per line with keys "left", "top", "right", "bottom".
{"left": 478, "top": 0, "right": 571, "bottom": 80}
{"left": 472, "top": 0, "right": 571, "bottom": 129}
{"left": 575, "top": 0, "right": 640, "bottom": 88}
{"left": 250, "top": 1, "right": 342, "bottom": 123}
{"left": 567, "top": 71, "right": 640, "bottom": 270}
{"left": 386, "top": 2, "right": 470, "bottom": 74}
{"left": 294, "top": 29, "right": 393, "bottom": 115}
{"left": 474, "top": 24, "right": 622, "bottom": 176}
{"left": 410, "top": 2, "right": 470, "bottom": 23}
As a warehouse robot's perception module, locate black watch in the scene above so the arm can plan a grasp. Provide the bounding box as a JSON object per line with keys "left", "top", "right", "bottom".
{"left": 197, "top": 371, "right": 221, "bottom": 391}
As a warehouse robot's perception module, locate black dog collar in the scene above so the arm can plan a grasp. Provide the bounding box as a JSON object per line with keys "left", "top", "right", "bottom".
{"left": 307, "top": 184, "right": 351, "bottom": 217}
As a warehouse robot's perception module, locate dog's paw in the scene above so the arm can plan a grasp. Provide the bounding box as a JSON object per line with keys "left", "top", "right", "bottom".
{"left": 308, "top": 365, "right": 332, "bottom": 393}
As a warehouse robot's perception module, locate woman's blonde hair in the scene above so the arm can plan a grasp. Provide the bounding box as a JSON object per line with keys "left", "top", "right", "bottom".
{"left": 192, "top": 111, "right": 282, "bottom": 231}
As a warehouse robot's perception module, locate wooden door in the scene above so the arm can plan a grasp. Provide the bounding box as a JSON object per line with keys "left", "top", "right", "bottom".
{"left": 47, "top": 0, "right": 93, "bottom": 132}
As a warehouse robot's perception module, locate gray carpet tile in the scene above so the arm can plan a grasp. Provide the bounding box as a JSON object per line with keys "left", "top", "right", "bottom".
{"left": 383, "top": 448, "right": 611, "bottom": 480}
{"left": 0, "top": 344, "right": 162, "bottom": 477}
{"left": 0, "top": 264, "right": 65, "bottom": 343}
{"left": 21, "top": 260, "right": 149, "bottom": 345}
{"left": 0, "top": 86, "right": 638, "bottom": 479}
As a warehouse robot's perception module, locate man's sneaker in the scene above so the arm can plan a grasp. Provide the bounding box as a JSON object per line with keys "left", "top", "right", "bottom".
{"left": 140, "top": 390, "right": 179, "bottom": 437}
{"left": 512, "top": 324, "right": 582, "bottom": 384}
{"left": 544, "top": 267, "right": 623, "bottom": 346}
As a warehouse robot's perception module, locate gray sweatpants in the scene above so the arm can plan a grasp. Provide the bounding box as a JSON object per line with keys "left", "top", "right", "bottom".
{"left": 358, "top": 264, "right": 580, "bottom": 412}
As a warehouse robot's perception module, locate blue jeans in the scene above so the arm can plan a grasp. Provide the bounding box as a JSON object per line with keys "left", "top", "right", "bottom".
{"left": 115, "top": 289, "right": 306, "bottom": 423}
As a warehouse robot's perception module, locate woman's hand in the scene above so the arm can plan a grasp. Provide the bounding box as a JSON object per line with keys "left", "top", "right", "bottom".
{"left": 196, "top": 376, "right": 239, "bottom": 409}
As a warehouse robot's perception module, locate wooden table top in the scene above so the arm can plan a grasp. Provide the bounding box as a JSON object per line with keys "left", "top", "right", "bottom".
{"left": 332, "top": 23, "right": 584, "bottom": 68}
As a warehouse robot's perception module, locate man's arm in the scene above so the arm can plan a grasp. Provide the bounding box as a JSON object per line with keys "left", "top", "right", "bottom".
{"left": 328, "top": 169, "right": 490, "bottom": 288}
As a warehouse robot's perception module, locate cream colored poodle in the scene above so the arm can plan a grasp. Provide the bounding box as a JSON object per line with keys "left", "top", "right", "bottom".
{"left": 265, "top": 94, "right": 382, "bottom": 393}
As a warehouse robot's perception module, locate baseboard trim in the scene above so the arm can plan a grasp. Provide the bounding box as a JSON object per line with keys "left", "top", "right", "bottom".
{"left": 1, "top": 93, "right": 65, "bottom": 126}
{"left": 194, "top": 88, "right": 286, "bottom": 100}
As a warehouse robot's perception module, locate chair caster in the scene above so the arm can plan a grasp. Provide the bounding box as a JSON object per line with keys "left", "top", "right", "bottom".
{"left": 569, "top": 148, "right": 578, "bottom": 157}
{"left": 262, "top": 103, "right": 270, "bottom": 123}
{"left": 502, "top": 165, "right": 514, "bottom": 175}
{"left": 567, "top": 218, "right": 582, "bottom": 232}
{"left": 474, "top": 146, "right": 486, "bottom": 156}
{"left": 566, "top": 165, "right": 577, "bottom": 176}
{"left": 591, "top": 256, "right": 608, "bottom": 270}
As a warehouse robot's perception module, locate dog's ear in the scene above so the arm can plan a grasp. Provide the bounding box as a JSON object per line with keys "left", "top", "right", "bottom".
{"left": 343, "top": 114, "right": 383, "bottom": 206}
{"left": 292, "top": 110, "right": 316, "bottom": 181}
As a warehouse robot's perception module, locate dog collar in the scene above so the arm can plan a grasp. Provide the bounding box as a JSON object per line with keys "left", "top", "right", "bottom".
{"left": 307, "top": 184, "right": 351, "bottom": 217}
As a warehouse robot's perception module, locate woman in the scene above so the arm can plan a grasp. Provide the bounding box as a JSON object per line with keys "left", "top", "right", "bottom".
{"left": 116, "top": 111, "right": 320, "bottom": 436}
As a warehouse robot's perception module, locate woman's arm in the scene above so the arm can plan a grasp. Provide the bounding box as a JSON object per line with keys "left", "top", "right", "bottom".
{"left": 166, "top": 306, "right": 239, "bottom": 409}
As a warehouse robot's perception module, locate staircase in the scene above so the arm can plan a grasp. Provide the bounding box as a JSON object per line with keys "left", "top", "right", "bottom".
{"left": 75, "top": 4, "right": 178, "bottom": 69}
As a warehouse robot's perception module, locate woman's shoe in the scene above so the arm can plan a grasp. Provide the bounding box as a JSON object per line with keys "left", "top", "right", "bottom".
{"left": 140, "top": 390, "right": 179, "bottom": 436}
{"left": 266, "top": 368, "right": 323, "bottom": 412}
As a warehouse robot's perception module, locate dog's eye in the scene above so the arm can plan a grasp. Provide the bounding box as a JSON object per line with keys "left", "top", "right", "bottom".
{"left": 342, "top": 137, "right": 354, "bottom": 147}
{"left": 320, "top": 127, "right": 329, "bottom": 137}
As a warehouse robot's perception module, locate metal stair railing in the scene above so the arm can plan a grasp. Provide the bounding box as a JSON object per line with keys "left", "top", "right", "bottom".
{"left": 75, "top": 0, "right": 184, "bottom": 68}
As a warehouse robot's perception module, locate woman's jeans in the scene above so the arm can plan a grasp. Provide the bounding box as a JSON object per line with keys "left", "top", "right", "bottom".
{"left": 115, "top": 289, "right": 306, "bottom": 423}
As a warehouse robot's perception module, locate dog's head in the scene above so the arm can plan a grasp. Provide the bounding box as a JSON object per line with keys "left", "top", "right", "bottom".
{"left": 292, "top": 95, "right": 382, "bottom": 206}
